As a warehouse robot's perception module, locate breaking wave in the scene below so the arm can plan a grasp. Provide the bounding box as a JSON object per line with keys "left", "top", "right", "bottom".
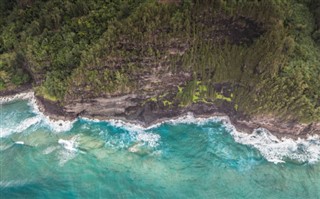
{"left": 2, "top": 92, "right": 320, "bottom": 164}
{"left": 0, "top": 116, "right": 41, "bottom": 137}
{"left": 0, "top": 91, "right": 75, "bottom": 134}
{"left": 58, "top": 136, "right": 80, "bottom": 166}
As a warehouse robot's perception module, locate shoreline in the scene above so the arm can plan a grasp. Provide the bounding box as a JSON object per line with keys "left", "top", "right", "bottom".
{"left": 0, "top": 83, "right": 32, "bottom": 96}
{"left": 3, "top": 90, "right": 320, "bottom": 164}
{"left": 1, "top": 88, "right": 320, "bottom": 139}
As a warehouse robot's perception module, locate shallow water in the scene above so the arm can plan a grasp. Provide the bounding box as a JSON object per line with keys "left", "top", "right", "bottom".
{"left": 1, "top": 99, "right": 320, "bottom": 198}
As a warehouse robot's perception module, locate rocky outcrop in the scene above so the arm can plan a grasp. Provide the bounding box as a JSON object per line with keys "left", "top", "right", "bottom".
{"left": 2, "top": 84, "right": 317, "bottom": 139}
{"left": 233, "top": 116, "right": 320, "bottom": 139}
{"left": 0, "top": 83, "right": 32, "bottom": 96}
{"left": 33, "top": 93, "right": 320, "bottom": 139}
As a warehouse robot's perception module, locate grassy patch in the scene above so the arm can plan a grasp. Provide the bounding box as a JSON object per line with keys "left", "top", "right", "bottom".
{"left": 215, "top": 93, "right": 232, "bottom": 102}
{"left": 162, "top": 100, "right": 173, "bottom": 106}
{"left": 2, "top": 0, "right": 320, "bottom": 122}
{"left": 35, "top": 86, "right": 58, "bottom": 102}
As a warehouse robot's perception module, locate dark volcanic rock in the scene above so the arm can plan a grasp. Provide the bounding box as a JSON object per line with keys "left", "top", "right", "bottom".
{"left": 0, "top": 83, "right": 32, "bottom": 97}
{"left": 35, "top": 96, "right": 77, "bottom": 121}
{"left": 33, "top": 93, "right": 320, "bottom": 139}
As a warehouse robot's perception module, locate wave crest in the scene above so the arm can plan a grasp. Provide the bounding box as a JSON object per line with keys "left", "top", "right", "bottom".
{"left": 0, "top": 116, "right": 41, "bottom": 138}
{"left": 2, "top": 93, "right": 320, "bottom": 164}
{"left": 230, "top": 127, "right": 320, "bottom": 164}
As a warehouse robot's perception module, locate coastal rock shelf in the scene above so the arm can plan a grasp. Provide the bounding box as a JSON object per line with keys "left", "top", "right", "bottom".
{"left": 34, "top": 91, "right": 320, "bottom": 139}
{"left": 1, "top": 1, "right": 320, "bottom": 198}
{"left": 2, "top": 91, "right": 320, "bottom": 164}
{"left": 1, "top": 97, "right": 320, "bottom": 198}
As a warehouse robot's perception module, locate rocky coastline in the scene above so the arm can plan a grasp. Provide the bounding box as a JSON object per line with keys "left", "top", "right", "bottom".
{"left": 38, "top": 96, "right": 320, "bottom": 139}
{"left": 2, "top": 85, "right": 318, "bottom": 139}
{"left": 0, "top": 84, "right": 320, "bottom": 139}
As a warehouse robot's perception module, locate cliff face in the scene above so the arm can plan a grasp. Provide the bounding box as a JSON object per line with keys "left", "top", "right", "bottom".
{"left": 1, "top": 1, "right": 320, "bottom": 136}
{"left": 1, "top": 81, "right": 320, "bottom": 139}
{"left": 35, "top": 91, "right": 320, "bottom": 139}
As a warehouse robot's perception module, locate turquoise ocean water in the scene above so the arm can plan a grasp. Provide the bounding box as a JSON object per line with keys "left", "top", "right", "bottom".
{"left": 1, "top": 94, "right": 320, "bottom": 198}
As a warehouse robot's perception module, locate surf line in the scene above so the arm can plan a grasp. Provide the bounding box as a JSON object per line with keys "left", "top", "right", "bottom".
{"left": 1, "top": 92, "right": 320, "bottom": 164}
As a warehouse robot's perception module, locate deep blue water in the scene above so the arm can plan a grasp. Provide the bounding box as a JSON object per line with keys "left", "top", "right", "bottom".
{"left": 1, "top": 98, "right": 320, "bottom": 198}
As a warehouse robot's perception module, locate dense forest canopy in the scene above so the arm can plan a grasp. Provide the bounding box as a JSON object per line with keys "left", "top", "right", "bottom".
{"left": 1, "top": 0, "right": 320, "bottom": 123}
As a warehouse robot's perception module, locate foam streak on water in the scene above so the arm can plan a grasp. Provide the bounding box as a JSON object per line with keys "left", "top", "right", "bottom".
{"left": 102, "top": 113, "right": 320, "bottom": 164}
{"left": 0, "top": 91, "right": 75, "bottom": 133}
{"left": 1, "top": 94, "right": 320, "bottom": 198}
{"left": 1, "top": 92, "right": 320, "bottom": 164}
{"left": 0, "top": 116, "right": 41, "bottom": 137}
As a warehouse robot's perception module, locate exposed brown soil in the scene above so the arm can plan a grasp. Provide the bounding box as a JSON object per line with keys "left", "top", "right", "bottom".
{"left": 2, "top": 11, "right": 317, "bottom": 139}
{"left": 0, "top": 83, "right": 32, "bottom": 97}
{"left": 196, "top": 13, "right": 265, "bottom": 45}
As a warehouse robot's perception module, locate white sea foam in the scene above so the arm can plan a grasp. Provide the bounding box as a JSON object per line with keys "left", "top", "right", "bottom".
{"left": 15, "top": 116, "right": 41, "bottom": 132}
{"left": 129, "top": 131, "right": 161, "bottom": 148}
{"left": 186, "top": 114, "right": 320, "bottom": 164}
{"left": 58, "top": 136, "right": 79, "bottom": 152}
{"left": 85, "top": 113, "right": 320, "bottom": 163}
{"left": 15, "top": 141, "right": 24, "bottom": 145}
{"left": 129, "top": 112, "right": 320, "bottom": 164}
{"left": 2, "top": 92, "right": 320, "bottom": 164}
{"left": 84, "top": 117, "right": 146, "bottom": 132}
{"left": 98, "top": 113, "right": 225, "bottom": 130}
{"left": 28, "top": 95, "right": 75, "bottom": 132}
{"left": 167, "top": 114, "right": 320, "bottom": 164}
{"left": 58, "top": 150, "right": 77, "bottom": 166}
{"left": 40, "top": 116, "right": 75, "bottom": 133}
{"left": 164, "top": 112, "right": 227, "bottom": 126}
{"left": 58, "top": 136, "right": 79, "bottom": 166}
{"left": 0, "top": 116, "right": 41, "bottom": 137}
{"left": 43, "top": 146, "right": 59, "bottom": 155}
{"left": 229, "top": 127, "right": 320, "bottom": 164}
{"left": 0, "top": 91, "right": 75, "bottom": 133}
{"left": 0, "top": 91, "right": 34, "bottom": 104}
{"left": 83, "top": 117, "right": 161, "bottom": 150}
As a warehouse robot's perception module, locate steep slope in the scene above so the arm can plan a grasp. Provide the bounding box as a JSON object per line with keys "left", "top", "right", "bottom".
{"left": 1, "top": 0, "right": 320, "bottom": 136}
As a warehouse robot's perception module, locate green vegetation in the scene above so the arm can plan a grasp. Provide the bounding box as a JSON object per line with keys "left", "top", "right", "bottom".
{"left": 0, "top": 53, "right": 30, "bottom": 90}
{"left": 35, "top": 86, "right": 58, "bottom": 102}
{"left": 1, "top": 0, "right": 320, "bottom": 123}
{"left": 175, "top": 80, "right": 232, "bottom": 106}
{"left": 163, "top": 100, "right": 173, "bottom": 106}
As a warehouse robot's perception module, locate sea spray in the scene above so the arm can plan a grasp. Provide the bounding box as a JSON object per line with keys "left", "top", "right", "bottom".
{"left": 1, "top": 97, "right": 320, "bottom": 198}
{"left": 231, "top": 128, "right": 320, "bottom": 164}
{"left": 0, "top": 116, "right": 41, "bottom": 137}
{"left": 27, "top": 94, "right": 76, "bottom": 132}
{"left": 82, "top": 117, "right": 161, "bottom": 151}
{"left": 2, "top": 92, "right": 320, "bottom": 163}
{"left": 58, "top": 135, "right": 80, "bottom": 166}
{"left": 85, "top": 114, "right": 320, "bottom": 164}
{"left": 0, "top": 91, "right": 34, "bottom": 104}
{"left": 0, "top": 91, "right": 75, "bottom": 133}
